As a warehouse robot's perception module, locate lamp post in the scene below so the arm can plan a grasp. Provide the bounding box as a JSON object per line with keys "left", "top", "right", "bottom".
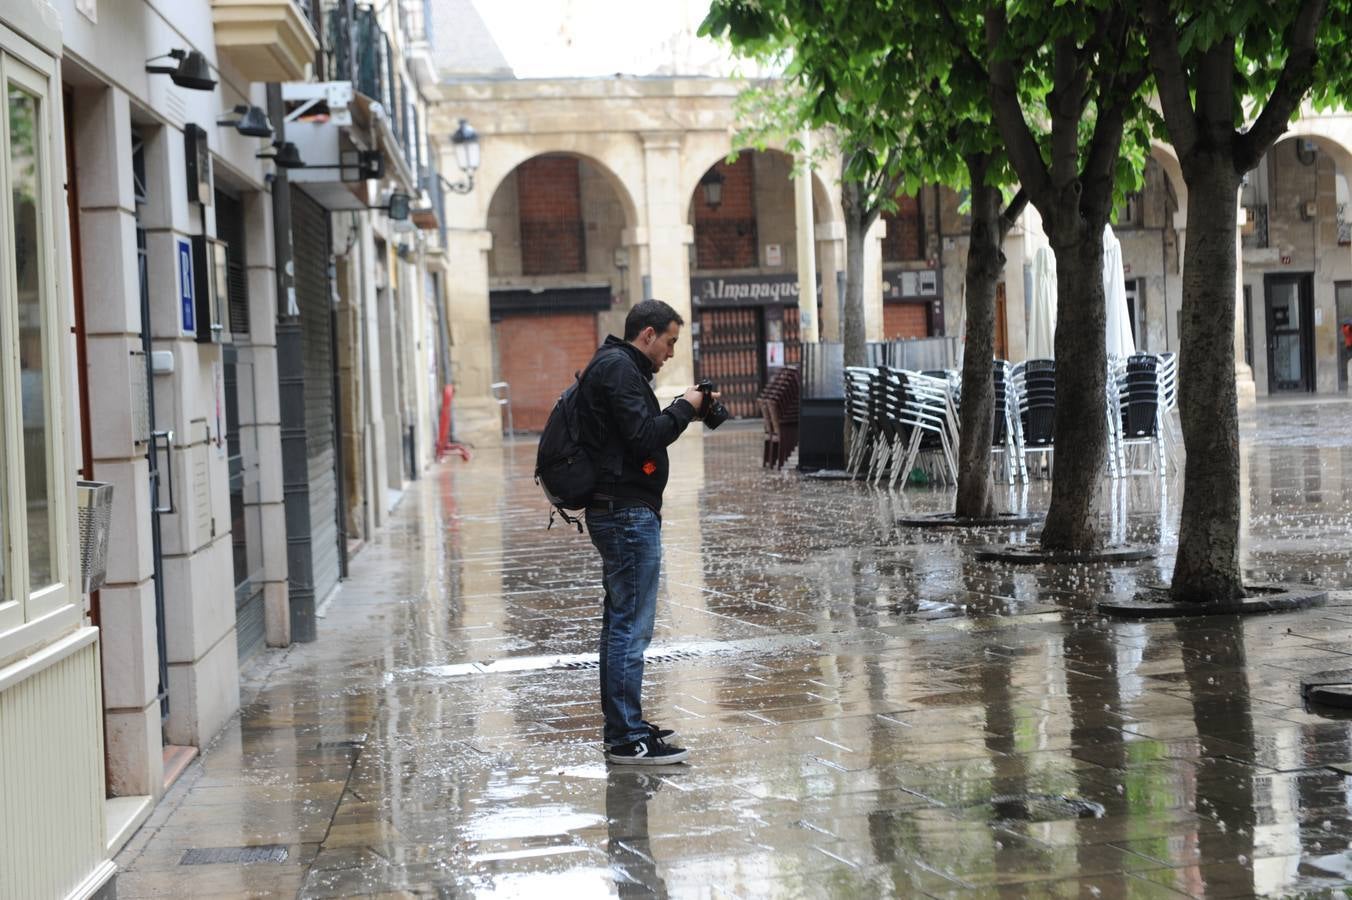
{"left": 445, "top": 119, "right": 480, "bottom": 194}
{"left": 700, "top": 168, "right": 725, "bottom": 209}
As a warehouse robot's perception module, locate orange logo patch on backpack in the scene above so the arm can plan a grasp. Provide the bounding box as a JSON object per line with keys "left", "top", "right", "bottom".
{"left": 642, "top": 459, "right": 657, "bottom": 476}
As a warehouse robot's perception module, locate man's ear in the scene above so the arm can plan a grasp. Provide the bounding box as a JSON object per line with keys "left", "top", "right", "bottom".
{"left": 640, "top": 326, "right": 656, "bottom": 345}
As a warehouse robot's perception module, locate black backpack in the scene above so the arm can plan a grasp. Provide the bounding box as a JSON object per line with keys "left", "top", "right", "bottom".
{"left": 535, "top": 356, "right": 604, "bottom": 531}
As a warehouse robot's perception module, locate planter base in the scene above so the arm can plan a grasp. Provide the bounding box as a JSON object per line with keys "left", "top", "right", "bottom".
{"left": 899, "top": 512, "right": 1041, "bottom": 529}
{"left": 802, "top": 469, "right": 857, "bottom": 481}
{"left": 975, "top": 544, "right": 1155, "bottom": 565}
{"left": 1100, "top": 582, "right": 1327, "bottom": 619}
{"left": 1302, "top": 670, "right": 1352, "bottom": 710}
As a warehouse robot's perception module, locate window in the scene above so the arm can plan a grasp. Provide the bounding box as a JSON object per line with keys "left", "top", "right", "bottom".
{"left": 0, "top": 40, "right": 76, "bottom": 644}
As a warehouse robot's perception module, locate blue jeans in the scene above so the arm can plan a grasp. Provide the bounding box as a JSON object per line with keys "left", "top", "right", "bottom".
{"left": 587, "top": 506, "right": 662, "bottom": 746}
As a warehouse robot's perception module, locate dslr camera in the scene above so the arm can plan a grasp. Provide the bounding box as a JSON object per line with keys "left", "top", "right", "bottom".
{"left": 695, "top": 380, "right": 730, "bottom": 430}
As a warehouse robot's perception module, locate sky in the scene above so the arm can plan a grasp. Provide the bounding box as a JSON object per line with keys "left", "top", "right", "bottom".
{"left": 467, "top": 0, "right": 763, "bottom": 78}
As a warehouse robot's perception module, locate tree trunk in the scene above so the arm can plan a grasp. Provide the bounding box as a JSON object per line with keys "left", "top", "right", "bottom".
{"left": 842, "top": 180, "right": 869, "bottom": 369}
{"left": 1170, "top": 161, "right": 1244, "bottom": 603}
{"left": 954, "top": 162, "right": 1002, "bottom": 519}
{"left": 1039, "top": 219, "right": 1110, "bottom": 552}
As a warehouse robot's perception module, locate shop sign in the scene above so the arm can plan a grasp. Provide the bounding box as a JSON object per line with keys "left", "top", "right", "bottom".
{"left": 691, "top": 273, "right": 809, "bottom": 307}
{"left": 178, "top": 238, "right": 195, "bottom": 333}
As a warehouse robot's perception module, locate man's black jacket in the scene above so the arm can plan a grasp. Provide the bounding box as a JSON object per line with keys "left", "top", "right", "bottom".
{"left": 577, "top": 335, "right": 695, "bottom": 514}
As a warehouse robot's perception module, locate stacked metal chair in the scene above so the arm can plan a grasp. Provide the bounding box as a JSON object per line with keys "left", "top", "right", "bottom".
{"left": 1109, "top": 353, "right": 1168, "bottom": 475}
{"left": 991, "top": 359, "right": 1028, "bottom": 483}
{"left": 844, "top": 366, "right": 876, "bottom": 476}
{"left": 1011, "top": 359, "right": 1057, "bottom": 477}
{"left": 890, "top": 369, "right": 959, "bottom": 486}
{"left": 758, "top": 367, "right": 801, "bottom": 469}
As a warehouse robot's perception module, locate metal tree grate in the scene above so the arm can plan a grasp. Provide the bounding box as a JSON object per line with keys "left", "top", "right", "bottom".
{"left": 180, "top": 845, "right": 290, "bottom": 865}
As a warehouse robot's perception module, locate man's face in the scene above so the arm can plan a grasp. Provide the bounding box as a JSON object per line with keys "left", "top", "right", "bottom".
{"left": 639, "top": 322, "right": 681, "bottom": 373}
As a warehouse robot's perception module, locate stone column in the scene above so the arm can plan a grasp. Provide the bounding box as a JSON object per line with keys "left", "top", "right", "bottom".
{"left": 445, "top": 228, "right": 502, "bottom": 447}
{"left": 863, "top": 218, "right": 886, "bottom": 341}
{"left": 640, "top": 133, "right": 696, "bottom": 392}
{"left": 140, "top": 122, "right": 239, "bottom": 747}
{"left": 74, "top": 84, "right": 165, "bottom": 798}
{"left": 793, "top": 135, "right": 820, "bottom": 342}
{"left": 816, "top": 223, "right": 846, "bottom": 342}
{"left": 238, "top": 191, "right": 290, "bottom": 648}
{"left": 1234, "top": 192, "right": 1257, "bottom": 408}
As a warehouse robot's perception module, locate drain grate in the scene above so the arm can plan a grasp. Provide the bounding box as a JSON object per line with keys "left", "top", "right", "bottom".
{"left": 409, "top": 633, "right": 826, "bottom": 680}
{"left": 180, "top": 845, "right": 290, "bottom": 865}
{"left": 558, "top": 649, "right": 706, "bottom": 671}
{"left": 979, "top": 794, "right": 1105, "bottom": 823}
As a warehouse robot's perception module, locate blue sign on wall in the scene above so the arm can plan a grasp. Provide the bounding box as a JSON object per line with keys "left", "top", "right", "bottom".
{"left": 178, "top": 238, "right": 195, "bottom": 333}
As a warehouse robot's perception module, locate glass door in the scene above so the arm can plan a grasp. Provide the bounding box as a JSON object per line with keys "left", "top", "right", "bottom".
{"left": 1265, "top": 274, "right": 1315, "bottom": 393}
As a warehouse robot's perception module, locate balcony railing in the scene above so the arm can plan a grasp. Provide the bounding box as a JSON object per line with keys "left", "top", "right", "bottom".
{"left": 1339, "top": 202, "right": 1350, "bottom": 246}
{"left": 323, "top": 3, "right": 417, "bottom": 175}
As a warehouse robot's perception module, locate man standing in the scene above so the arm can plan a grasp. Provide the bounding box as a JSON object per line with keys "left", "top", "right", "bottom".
{"left": 579, "top": 299, "right": 707, "bottom": 764}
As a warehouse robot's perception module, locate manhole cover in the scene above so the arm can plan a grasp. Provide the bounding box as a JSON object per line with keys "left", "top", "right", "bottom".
{"left": 979, "top": 794, "right": 1104, "bottom": 823}
{"left": 180, "top": 845, "right": 290, "bottom": 865}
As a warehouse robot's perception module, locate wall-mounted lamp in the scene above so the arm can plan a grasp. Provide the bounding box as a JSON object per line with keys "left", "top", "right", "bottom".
{"left": 146, "top": 49, "right": 216, "bottom": 91}
{"left": 445, "top": 118, "right": 480, "bottom": 194}
{"left": 385, "top": 192, "right": 411, "bottom": 221}
{"left": 1296, "top": 139, "right": 1318, "bottom": 166}
{"left": 217, "top": 104, "right": 273, "bottom": 139}
{"left": 700, "top": 168, "right": 725, "bottom": 209}
{"left": 257, "top": 140, "right": 304, "bottom": 169}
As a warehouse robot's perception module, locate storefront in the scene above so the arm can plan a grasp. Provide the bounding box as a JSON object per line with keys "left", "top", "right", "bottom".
{"left": 691, "top": 274, "right": 803, "bottom": 418}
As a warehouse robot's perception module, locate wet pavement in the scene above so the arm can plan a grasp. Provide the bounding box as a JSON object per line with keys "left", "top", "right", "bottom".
{"left": 113, "top": 398, "right": 1352, "bottom": 898}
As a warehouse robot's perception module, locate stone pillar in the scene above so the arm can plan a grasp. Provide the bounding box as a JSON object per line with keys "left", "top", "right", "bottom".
{"left": 140, "top": 121, "right": 239, "bottom": 746}
{"left": 1234, "top": 192, "right": 1257, "bottom": 409}
{"left": 793, "top": 135, "right": 820, "bottom": 342}
{"left": 74, "top": 84, "right": 166, "bottom": 798}
{"left": 640, "top": 133, "right": 695, "bottom": 392}
{"left": 863, "top": 218, "right": 886, "bottom": 341}
{"left": 238, "top": 191, "right": 290, "bottom": 648}
{"left": 816, "top": 223, "right": 846, "bottom": 342}
{"left": 445, "top": 228, "right": 502, "bottom": 447}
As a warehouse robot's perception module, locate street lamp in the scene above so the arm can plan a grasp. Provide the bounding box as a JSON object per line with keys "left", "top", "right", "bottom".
{"left": 145, "top": 49, "right": 217, "bottom": 91}
{"left": 700, "top": 167, "right": 725, "bottom": 209}
{"left": 445, "top": 118, "right": 480, "bottom": 194}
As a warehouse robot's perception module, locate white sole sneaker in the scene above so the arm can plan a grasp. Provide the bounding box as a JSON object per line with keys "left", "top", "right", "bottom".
{"left": 605, "top": 745, "right": 689, "bottom": 765}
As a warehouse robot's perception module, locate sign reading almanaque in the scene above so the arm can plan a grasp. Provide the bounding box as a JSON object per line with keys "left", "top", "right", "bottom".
{"left": 691, "top": 274, "right": 812, "bottom": 307}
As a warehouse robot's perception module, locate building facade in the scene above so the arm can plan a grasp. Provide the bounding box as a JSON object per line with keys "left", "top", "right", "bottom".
{"left": 0, "top": 1, "right": 450, "bottom": 895}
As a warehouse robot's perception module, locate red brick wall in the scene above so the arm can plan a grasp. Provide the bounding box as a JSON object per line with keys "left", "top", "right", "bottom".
{"left": 517, "top": 156, "right": 585, "bottom": 275}
{"left": 884, "top": 303, "right": 931, "bottom": 339}
{"left": 694, "top": 157, "right": 758, "bottom": 269}
{"left": 882, "top": 193, "right": 923, "bottom": 262}
{"left": 495, "top": 312, "right": 598, "bottom": 432}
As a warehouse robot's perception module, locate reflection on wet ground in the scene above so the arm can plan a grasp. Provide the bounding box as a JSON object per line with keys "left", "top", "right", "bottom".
{"left": 115, "top": 399, "right": 1352, "bottom": 897}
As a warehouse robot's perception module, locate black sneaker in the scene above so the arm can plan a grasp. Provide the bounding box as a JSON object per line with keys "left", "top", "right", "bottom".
{"left": 604, "top": 721, "right": 677, "bottom": 749}
{"left": 605, "top": 736, "right": 689, "bottom": 766}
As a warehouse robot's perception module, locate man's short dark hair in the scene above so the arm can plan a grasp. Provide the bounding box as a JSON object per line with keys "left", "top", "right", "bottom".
{"left": 624, "top": 299, "right": 685, "bottom": 341}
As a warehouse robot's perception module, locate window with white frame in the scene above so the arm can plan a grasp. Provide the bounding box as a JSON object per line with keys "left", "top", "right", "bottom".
{"left": 0, "top": 35, "right": 76, "bottom": 643}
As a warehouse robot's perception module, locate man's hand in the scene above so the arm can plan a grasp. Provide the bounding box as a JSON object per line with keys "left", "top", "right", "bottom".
{"left": 682, "top": 386, "right": 705, "bottom": 412}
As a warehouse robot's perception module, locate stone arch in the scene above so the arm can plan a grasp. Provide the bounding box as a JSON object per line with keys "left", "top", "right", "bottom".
{"left": 479, "top": 141, "right": 641, "bottom": 231}
{"left": 1274, "top": 125, "right": 1352, "bottom": 181}
{"left": 682, "top": 146, "right": 839, "bottom": 227}
{"left": 1150, "top": 141, "right": 1187, "bottom": 227}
